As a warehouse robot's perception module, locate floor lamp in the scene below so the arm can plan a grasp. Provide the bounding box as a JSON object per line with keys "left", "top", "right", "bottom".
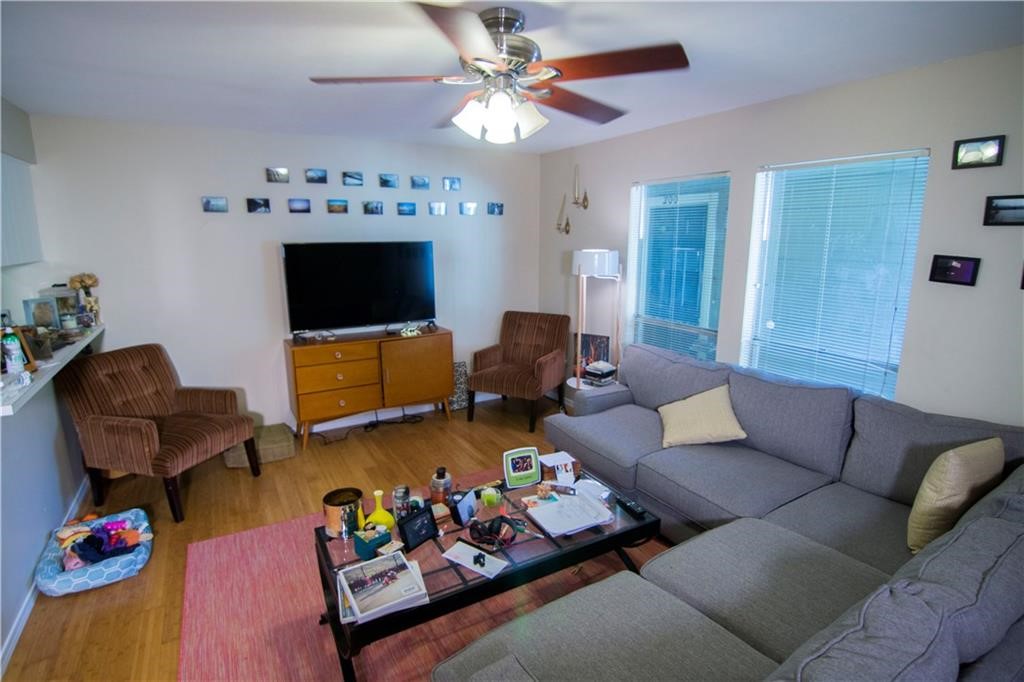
{"left": 572, "top": 249, "right": 621, "bottom": 389}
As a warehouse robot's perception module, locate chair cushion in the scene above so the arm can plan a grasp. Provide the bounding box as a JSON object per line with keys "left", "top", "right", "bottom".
{"left": 764, "top": 483, "right": 912, "bottom": 574}
{"left": 544, "top": 406, "right": 664, "bottom": 491}
{"left": 658, "top": 385, "right": 747, "bottom": 447}
{"left": 498, "top": 311, "right": 569, "bottom": 367}
{"left": 152, "top": 412, "right": 254, "bottom": 476}
{"left": 841, "top": 395, "right": 1024, "bottom": 505}
{"left": 728, "top": 369, "right": 853, "bottom": 480}
{"left": 636, "top": 444, "right": 831, "bottom": 529}
{"left": 432, "top": 571, "right": 778, "bottom": 682}
{"left": 468, "top": 364, "right": 541, "bottom": 399}
{"left": 907, "top": 438, "right": 1004, "bottom": 553}
{"left": 641, "top": 518, "right": 888, "bottom": 662}
{"left": 618, "top": 344, "right": 731, "bottom": 411}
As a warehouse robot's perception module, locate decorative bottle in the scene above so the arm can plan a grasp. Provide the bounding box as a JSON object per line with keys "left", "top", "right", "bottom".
{"left": 365, "top": 489, "right": 395, "bottom": 531}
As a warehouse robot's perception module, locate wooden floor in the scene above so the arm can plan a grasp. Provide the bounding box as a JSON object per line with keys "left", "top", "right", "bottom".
{"left": 5, "top": 398, "right": 559, "bottom": 681}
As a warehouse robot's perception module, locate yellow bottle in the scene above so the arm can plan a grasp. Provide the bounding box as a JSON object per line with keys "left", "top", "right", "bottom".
{"left": 365, "top": 489, "right": 395, "bottom": 531}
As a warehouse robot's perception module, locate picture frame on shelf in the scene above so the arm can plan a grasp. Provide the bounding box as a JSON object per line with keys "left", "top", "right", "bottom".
{"left": 928, "top": 255, "right": 981, "bottom": 286}
{"left": 503, "top": 446, "right": 541, "bottom": 489}
{"left": 983, "top": 195, "right": 1024, "bottom": 226}
{"left": 396, "top": 505, "right": 439, "bottom": 552}
{"left": 951, "top": 135, "right": 1005, "bottom": 169}
{"left": 22, "top": 297, "right": 60, "bottom": 329}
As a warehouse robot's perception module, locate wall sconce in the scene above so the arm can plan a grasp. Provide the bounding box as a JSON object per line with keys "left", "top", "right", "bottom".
{"left": 572, "top": 165, "right": 589, "bottom": 209}
{"left": 555, "top": 194, "right": 571, "bottom": 234}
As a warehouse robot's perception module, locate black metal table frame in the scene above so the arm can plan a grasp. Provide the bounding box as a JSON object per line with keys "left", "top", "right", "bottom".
{"left": 314, "top": 486, "right": 659, "bottom": 681}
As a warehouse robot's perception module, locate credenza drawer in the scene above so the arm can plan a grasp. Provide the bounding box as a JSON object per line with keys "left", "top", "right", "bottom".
{"left": 297, "top": 384, "right": 382, "bottom": 422}
{"left": 294, "top": 359, "right": 379, "bottom": 394}
{"left": 292, "top": 341, "right": 378, "bottom": 368}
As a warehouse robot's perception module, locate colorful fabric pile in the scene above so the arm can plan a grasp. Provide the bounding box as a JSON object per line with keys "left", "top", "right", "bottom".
{"left": 56, "top": 513, "right": 154, "bottom": 571}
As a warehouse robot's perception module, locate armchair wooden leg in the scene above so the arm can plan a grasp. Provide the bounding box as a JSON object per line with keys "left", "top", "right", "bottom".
{"left": 501, "top": 395, "right": 508, "bottom": 401}
{"left": 467, "top": 391, "right": 476, "bottom": 422}
{"left": 557, "top": 382, "right": 566, "bottom": 409}
{"left": 243, "top": 437, "right": 261, "bottom": 477}
{"left": 164, "top": 476, "right": 185, "bottom": 523}
{"left": 529, "top": 399, "right": 539, "bottom": 433}
{"left": 87, "top": 467, "right": 107, "bottom": 506}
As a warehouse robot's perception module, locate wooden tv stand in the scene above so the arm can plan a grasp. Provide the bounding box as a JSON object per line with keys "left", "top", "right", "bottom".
{"left": 284, "top": 327, "right": 454, "bottom": 449}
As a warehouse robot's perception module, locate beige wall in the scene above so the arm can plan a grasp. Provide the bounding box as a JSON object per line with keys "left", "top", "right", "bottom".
{"left": 539, "top": 46, "right": 1024, "bottom": 426}
{"left": 4, "top": 116, "right": 540, "bottom": 427}
{"left": 1, "top": 98, "right": 36, "bottom": 164}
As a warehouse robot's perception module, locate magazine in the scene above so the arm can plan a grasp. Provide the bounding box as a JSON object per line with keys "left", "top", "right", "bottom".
{"left": 336, "top": 554, "right": 427, "bottom": 624}
{"left": 526, "top": 493, "right": 614, "bottom": 537}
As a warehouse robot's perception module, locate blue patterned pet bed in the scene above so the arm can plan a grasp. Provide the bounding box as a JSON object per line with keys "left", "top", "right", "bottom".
{"left": 35, "top": 508, "right": 152, "bottom": 596}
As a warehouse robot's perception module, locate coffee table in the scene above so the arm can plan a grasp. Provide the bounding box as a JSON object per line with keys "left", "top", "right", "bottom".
{"left": 314, "top": 470, "right": 660, "bottom": 681}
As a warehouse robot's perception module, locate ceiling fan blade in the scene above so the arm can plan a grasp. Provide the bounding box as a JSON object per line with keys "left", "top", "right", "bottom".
{"left": 310, "top": 75, "right": 451, "bottom": 85}
{"left": 528, "top": 85, "right": 625, "bottom": 124}
{"left": 416, "top": 2, "right": 502, "bottom": 67}
{"left": 528, "top": 43, "right": 689, "bottom": 82}
{"left": 434, "top": 89, "right": 485, "bottom": 128}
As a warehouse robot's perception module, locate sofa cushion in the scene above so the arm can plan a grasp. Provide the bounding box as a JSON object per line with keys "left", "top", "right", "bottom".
{"left": 431, "top": 571, "right": 778, "bottom": 682}
{"left": 893, "top": 516, "right": 1024, "bottom": 663}
{"left": 618, "top": 344, "right": 731, "bottom": 411}
{"left": 544, "top": 405, "right": 663, "bottom": 491}
{"left": 841, "top": 395, "right": 1024, "bottom": 505}
{"left": 572, "top": 382, "right": 634, "bottom": 416}
{"left": 466, "top": 654, "right": 535, "bottom": 681}
{"left": 958, "top": 615, "right": 1024, "bottom": 681}
{"left": 658, "top": 384, "right": 747, "bottom": 447}
{"left": 728, "top": 370, "right": 853, "bottom": 480}
{"left": 907, "top": 437, "right": 1004, "bottom": 553}
{"left": 641, "top": 518, "right": 888, "bottom": 662}
{"left": 636, "top": 444, "right": 831, "bottom": 529}
{"left": 764, "top": 483, "right": 912, "bottom": 574}
{"left": 957, "top": 462, "right": 1024, "bottom": 527}
{"left": 767, "top": 581, "right": 961, "bottom": 681}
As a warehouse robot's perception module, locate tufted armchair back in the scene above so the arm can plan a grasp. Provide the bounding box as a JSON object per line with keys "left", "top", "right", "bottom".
{"left": 500, "top": 311, "right": 570, "bottom": 366}
{"left": 59, "top": 344, "right": 180, "bottom": 421}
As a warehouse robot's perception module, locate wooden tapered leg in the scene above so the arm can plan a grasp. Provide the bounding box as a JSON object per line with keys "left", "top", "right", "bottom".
{"left": 529, "top": 399, "right": 539, "bottom": 433}
{"left": 467, "top": 391, "right": 476, "bottom": 422}
{"left": 87, "top": 467, "right": 107, "bottom": 506}
{"left": 442, "top": 398, "right": 451, "bottom": 421}
{"left": 501, "top": 395, "right": 508, "bottom": 401}
{"left": 301, "top": 422, "right": 311, "bottom": 451}
{"left": 244, "top": 437, "right": 261, "bottom": 477}
{"left": 163, "top": 476, "right": 184, "bottom": 523}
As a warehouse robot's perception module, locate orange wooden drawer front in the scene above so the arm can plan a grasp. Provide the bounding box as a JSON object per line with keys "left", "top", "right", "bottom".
{"left": 294, "top": 359, "right": 379, "bottom": 394}
{"left": 297, "top": 384, "right": 382, "bottom": 422}
{"left": 292, "top": 341, "right": 378, "bottom": 368}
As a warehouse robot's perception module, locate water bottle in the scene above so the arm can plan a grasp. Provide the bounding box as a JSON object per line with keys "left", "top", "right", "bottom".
{"left": 2, "top": 327, "right": 25, "bottom": 374}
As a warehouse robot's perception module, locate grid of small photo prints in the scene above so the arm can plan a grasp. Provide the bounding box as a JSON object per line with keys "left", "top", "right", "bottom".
{"left": 200, "top": 169, "right": 504, "bottom": 218}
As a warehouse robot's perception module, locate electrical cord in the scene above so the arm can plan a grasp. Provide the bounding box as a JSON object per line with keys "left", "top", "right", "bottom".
{"left": 316, "top": 408, "right": 424, "bottom": 443}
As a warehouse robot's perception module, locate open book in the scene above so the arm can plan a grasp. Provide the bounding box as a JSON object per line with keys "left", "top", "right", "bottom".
{"left": 526, "top": 493, "right": 614, "bottom": 537}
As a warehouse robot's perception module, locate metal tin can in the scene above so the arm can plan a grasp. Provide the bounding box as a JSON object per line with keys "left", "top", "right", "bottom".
{"left": 392, "top": 485, "right": 411, "bottom": 520}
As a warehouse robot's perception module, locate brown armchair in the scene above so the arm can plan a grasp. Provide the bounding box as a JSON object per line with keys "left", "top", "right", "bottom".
{"left": 56, "top": 344, "right": 260, "bottom": 522}
{"left": 467, "top": 311, "right": 571, "bottom": 432}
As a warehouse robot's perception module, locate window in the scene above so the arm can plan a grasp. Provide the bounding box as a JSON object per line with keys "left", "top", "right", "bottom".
{"left": 740, "top": 151, "right": 930, "bottom": 398}
{"left": 627, "top": 174, "right": 731, "bottom": 361}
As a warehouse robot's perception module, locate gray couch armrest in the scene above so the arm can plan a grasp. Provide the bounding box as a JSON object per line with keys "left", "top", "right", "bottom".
{"left": 574, "top": 383, "right": 635, "bottom": 416}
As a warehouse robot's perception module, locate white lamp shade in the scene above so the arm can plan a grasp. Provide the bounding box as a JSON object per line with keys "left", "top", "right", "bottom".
{"left": 452, "top": 98, "right": 486, "bottom": 139}
{"left": 483, "top": 90, "right": 517, "bottom": 144}
{"left": 516, "top": 99, "right": 549, "bottom": 139}
{"left": 572, "top": 249, "right": 620, "bottom": 277}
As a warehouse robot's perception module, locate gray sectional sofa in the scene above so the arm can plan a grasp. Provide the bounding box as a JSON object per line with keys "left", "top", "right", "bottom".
{"left": 434, "top": 344, "right": 1024, "bottom": 680}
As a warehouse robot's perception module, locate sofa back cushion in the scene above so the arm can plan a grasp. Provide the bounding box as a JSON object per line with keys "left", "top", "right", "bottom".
{"left": 841, "top": 396, "right": 1024, "bottom": 505}
{"left": 728, "top": 370, "right": 853, "bottom": 480}
{"left": 958, "top": 463, "right": 1024, "bottom": 528}
{"left": 618, "top": 344, "right": 730, "bottom": 411}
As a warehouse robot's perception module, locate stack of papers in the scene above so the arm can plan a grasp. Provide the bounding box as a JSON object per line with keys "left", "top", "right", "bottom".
{"left": 526, "top": 493, "right": 614, "bottom": 537}
{"left": 337, "top": 553, "right": 428, "bottom": 624}
{"left": 442, "top": 540, "right": 509, "bottom": 579}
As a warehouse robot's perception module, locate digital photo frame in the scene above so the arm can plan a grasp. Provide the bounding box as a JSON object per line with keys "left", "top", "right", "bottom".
{"left": 503, "top": 447, "right": 541, "bottom": 489}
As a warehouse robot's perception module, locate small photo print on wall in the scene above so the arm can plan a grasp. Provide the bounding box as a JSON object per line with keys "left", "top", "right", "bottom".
{"left": 305, "top": 168, "right": 328, "bottom": 184}
{"left": 266, "top": 167, "right": 289, "bottom": 183}
{"left": 459, "top": 201, "right": 477, "bottom": 216}
{"left": 983, "top": 195, "right": 1024, "bottom": 226}
{"left": 397, "top": 202, "right": 416, "bottom": 216}
{"left": 363, "top": 201, "right": 384, "bottom": 215}
{"left": 288, "top": 198, "right": 311, "bottom": 213}
{"left": 952, "top": 135, "right": 1005, "bottom": 169}
{"left": 487, "top": 202, "right": 504, "bottom": 216}
{"left": 443, "top": 176, "right": 461, "bottom": 191}
{"left": 247, "top": 198, "right": 271, "bottom": 213}
{"left": 929, "top": 254, "right": 980, "bottom": 286}
{"left": 327, "top": 199, "right": 349, "bottom": 214}
{"left": 428, "top": 201, "right": 446, "bottom": 216}
{"left": 342, "top": 171, "right": 363, "bottom": 186}
{"left": 379, "top": 173, "right": 399, "bottom": 189}
{"left": 411, "top": 175, "right": 430, "bottom": 190}
{"left": 201, "top": 196, "right": 228, "bottom": 213}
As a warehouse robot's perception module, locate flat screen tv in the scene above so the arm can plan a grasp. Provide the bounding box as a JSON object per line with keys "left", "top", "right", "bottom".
{"left": 282, "top": 241, "right": 436, "bottom": 333}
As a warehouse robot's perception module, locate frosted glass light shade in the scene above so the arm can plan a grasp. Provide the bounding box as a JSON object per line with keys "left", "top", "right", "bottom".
{"left": 516, "top": 99, "right": 549, "bottom": 139}
{"left": 452, "top": 98, "right": 486, "bottom": 139}
{"left": 573, "top": 249, "right": 620, "bottom": 277}
{"left": 483, "top": 90, "right": 517, "bottom": 144}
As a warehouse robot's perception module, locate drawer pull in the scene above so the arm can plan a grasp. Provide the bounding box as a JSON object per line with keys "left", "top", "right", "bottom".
{"left": 338, "top": 399, "right": 347, "bottom": 407}
{"left": 336, "top": 373, "right": 344, "bottom": 381}
{"left": 334, "top": 351, "right": 342, "bottom": 359}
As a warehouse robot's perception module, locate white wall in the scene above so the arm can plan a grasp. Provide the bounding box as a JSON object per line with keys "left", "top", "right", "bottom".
{"left": 4, "top": 116, "right": 541, "bottom": 427}
{"left": 539, "top": 46, "right": 1024, "bottom": 426}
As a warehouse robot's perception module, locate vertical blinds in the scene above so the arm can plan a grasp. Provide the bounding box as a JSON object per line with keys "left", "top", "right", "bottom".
{"left": 631, "top": 174, "right": 730, "bottom": 361}
{"left": 740, "top": 152, "right": 929, "bottom": 398}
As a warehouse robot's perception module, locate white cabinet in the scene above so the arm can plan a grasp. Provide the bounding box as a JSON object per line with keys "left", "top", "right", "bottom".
{"left": 1, "top": 153, "right": 42, "bottom": 266}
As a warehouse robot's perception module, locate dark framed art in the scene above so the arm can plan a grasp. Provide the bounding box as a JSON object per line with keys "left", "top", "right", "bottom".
{"left": 983, "top": 195, "right": 1024, "bottom": 226}
{"left": 952, "top": 135, "right": 1005, "bottom": 169}
{"left": 929, "top": 255, "right": 981, "bottom": 286}
{"left": 396, "top": 505, "right": 439, "bottom": 552}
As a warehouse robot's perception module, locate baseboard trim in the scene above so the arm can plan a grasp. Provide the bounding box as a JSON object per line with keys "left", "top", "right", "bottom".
{"left": 1, "top": 475, "right": 89, "bottom": 674}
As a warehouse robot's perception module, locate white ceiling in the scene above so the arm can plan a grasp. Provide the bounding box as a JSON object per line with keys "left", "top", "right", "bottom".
{"left": 2, "top": 1, "right": 1022, "bottom": 154}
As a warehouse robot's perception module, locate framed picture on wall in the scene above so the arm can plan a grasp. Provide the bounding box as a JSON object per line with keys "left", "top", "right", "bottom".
{"left": 951, "top": 135, "right": 1005, "bottom": 169}
{"left": 983, "top": 195, "right": 1024, "bottom": 226}
{"left": 929, "top": 255, "right": 981, "bottom": 286}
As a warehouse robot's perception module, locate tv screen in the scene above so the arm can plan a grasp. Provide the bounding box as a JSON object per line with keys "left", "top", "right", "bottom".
{"left": 282, "top": 241, "right": 436, "bottom": 332}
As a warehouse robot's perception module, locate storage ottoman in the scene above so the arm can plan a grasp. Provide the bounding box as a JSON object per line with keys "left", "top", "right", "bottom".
{"left": 223, "top": 423, "right": 296, "bottom": 467}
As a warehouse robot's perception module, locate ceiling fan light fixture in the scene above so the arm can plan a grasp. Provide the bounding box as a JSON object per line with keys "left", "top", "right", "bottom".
{"left": 515, "top": 98, "right": 548, "bottom": 139}
{"left": 482, "top": 89, "right": 517, "bottom": 144}
{"left": 451, "top": 97, "right": 487, "bottom": 139}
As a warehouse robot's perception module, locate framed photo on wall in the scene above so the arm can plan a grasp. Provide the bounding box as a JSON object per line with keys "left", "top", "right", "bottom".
{"left": 929, "top": 255, "right": 981, "bottom": 286}
{"left": 951, "top": 135, "right": 1005, "bottom": 169}
{"left": 983, "top": 195, "right": 1024, "bottom": 226}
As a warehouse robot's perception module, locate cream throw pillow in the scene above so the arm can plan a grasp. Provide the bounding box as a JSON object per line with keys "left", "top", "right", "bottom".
{"left": 907, "top": 437, "right": 1004, "bottom": 553}
{"left": 658, "top": 384, "right": 747, "bottom": 448}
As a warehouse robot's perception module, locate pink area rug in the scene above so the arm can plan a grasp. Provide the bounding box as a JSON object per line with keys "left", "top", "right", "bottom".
{"left": 181, "top": 509, "right": 666, "bottom": 681}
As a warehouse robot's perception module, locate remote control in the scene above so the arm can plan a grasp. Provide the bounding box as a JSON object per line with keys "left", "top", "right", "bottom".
{"left": 616, "top": 497, "right": 647, "bottom": 520}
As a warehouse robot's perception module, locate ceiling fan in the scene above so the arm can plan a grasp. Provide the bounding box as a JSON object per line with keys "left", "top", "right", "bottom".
{"left": 310, "top": 3, "right": 689, "bottom": 144}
